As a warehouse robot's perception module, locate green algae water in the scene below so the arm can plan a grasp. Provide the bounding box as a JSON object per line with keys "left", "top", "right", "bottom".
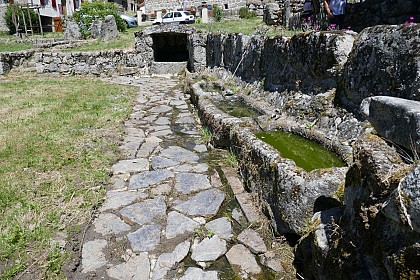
{"left": 215, "top": 100, "right": 262, "bottom": 118}
{"left": 256, "top": 131, "right": 345, "bottom": 172}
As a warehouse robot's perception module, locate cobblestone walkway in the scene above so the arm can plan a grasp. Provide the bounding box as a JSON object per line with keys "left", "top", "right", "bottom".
{"left": 77, "top": 76, "right": 281, "bottom": 280}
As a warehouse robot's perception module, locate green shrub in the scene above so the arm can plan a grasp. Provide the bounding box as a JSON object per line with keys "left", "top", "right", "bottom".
{"left": 239, "top": 7, "right": 257, "bottom": 19}
{"left": 73, "top": 1, "right": 126, "bottom": 38}
{"left": 213, "top": 4, "right": 223, "bottom": 22}
{"left": 4, "top": 4, "right": 40, "bottom": 35}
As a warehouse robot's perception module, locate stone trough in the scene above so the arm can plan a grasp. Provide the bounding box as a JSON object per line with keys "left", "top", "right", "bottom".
{"left": 189, "top": 80, "right": 350, "bottom": 238}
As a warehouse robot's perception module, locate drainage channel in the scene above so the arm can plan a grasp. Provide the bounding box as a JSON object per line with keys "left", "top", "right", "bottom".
{"left": 73, "top": 75, "right": 294, "bottom": 279}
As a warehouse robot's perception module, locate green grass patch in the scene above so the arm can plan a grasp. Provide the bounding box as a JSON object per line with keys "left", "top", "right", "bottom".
{"left": 0, "top": 41, "right": 33, "bottom": 52}
{"left": 0, "top": 73, "right": 137, "bottom": 278}
{"left": 193, "top": 18, "right": 299, "bottom": 36}
{"left": 65, "top": 26, "right": 146, "bottom": 52}
{"left": 194, "top": 17, "right": 263, "bottom": 35}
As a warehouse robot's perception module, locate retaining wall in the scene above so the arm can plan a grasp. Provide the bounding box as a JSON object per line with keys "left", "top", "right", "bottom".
{"left": 34, "top": 50, "right": 149, "bottom": 76}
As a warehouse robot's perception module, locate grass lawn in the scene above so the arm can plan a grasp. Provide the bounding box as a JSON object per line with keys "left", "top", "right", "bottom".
{"left": 193, "top": 17, "right": 300, "bottom": 36}
{"left": 0, "top": 73, "right": 137, "bottom": 279}
{"left": 0, "top": 25, "right": 145, "bottom": 52}
{"left": 0, "top": 41, "right": 33, "bottom": 52}
{"left": 65, "top": 25, "right": 146, "bottom": 52}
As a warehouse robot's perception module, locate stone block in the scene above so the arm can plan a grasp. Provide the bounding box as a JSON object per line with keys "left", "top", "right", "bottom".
{"left": 361, "top": 96, "right": 420, "bottom": 153}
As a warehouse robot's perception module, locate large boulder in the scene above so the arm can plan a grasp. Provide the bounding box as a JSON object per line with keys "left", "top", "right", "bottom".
{"left": 90, "top": 19, "right": 102, "bottom": 39}
{"left": 337, "top": 24, "right": 420, "bottom": 115}
{"left": 361, "top": 96, "right": 420, "bottom": 153}
{"left": 63, "top": 20, "right": 82, "bottom": 40}
{"left": 100, "top": 15, "right": 119, "bottom": 41}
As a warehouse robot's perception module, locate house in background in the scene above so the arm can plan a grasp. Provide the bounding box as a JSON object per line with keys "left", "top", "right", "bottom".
{"left": 7, "top": 0, "right": 80, "bottom": 32}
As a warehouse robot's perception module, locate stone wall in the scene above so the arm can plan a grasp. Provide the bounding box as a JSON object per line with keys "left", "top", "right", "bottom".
{"left": 205, "top": 30, "right": 356, "bottom": 94}
{"left": 346, "top": 0, "right": 420, "bottom": 32}
{"left": 0, "top": 51, "right": 35, "bottom": 75}
{"left": 337, "top": 24, "right": 420, "bottom": 115}
{"left": 34, "top": 50, "right": 150, "bottom": 76}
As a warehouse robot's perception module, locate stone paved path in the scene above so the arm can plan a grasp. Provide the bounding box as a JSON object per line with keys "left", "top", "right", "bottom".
{"left": 76, "top": 76, "right": 281, "bottom": 280}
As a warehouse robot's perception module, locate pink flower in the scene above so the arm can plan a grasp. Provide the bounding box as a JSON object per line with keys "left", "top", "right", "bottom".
{"left": 308, "top": 17, "right": 311, "bottom": 21}
{"left": 405, "top": 21, "right": 409, "bottom": 24}
{"left": 347, "top": 26, "right": 351, "bottom": 29}
{"left": 410, "top": 16, "right": 414, "bottom": 20}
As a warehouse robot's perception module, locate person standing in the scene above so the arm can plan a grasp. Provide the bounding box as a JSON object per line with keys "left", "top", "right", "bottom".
{"left": 323, "top": 0, "right": 346, "bottom": 29}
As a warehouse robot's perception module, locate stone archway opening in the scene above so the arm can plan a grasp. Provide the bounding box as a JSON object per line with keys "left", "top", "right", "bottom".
{"left": 152, "top": 33, "right": 189, "bottom": 62}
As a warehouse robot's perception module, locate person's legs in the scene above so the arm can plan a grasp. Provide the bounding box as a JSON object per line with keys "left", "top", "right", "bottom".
{"left": 329, "top": 14, "right": 345, "bottom": 29}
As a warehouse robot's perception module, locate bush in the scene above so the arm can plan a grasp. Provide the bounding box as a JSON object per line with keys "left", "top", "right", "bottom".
{"left": 213, "top": 4, "right": 223, "bottom": 22}
{"left": 239, "top": 7, "right": 257, "bottom": 19}
{"left": 73, "top": 1, "right": 126, "bottom": 38}
{"left": 4, "top": 4, "right": 40, "bottom": 35}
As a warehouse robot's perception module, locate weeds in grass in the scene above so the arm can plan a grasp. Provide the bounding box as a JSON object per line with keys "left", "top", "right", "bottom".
{"left": 193, "top": 226, "right": 215, "bottom": 239}
{"left": 0, "top": 73, "right": 136, "bottom": 278}
{"left": 223, "top": 151, "right": 238, "bottom": 168}
{"left": 334, "top": 184, "right": 345, "bottom": 203}
{"left": 199, "top": 127, "right": 212, "bottom": 144}
{"left": 301, "top": 217, "right": 321, "bottom": 236}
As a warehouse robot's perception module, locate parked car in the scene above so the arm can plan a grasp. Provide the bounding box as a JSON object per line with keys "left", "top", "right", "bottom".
{"left": 152, "top": 11, "right": 195, "bottom": 25}
{"left": 120, "top": 14, "right": 138, "bottom": 28}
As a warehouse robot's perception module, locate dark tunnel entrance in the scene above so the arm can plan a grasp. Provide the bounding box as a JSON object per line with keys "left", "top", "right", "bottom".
{"left": 152, "top": 33, "right": 189, "bottom": 62}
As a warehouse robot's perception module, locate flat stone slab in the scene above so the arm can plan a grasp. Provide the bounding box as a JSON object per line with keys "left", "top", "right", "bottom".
{"left": 128, "top": 170, "right": 174, "bottom": 190}
{"left": 226, "top": 244, "right": 261, "bottom": 277}
{"left": 236, "top": 193, "right": 261, "bottom": 223}
{"left": 153, "top": 125, "right": 171, "bottom": 132}
{"left": 136, "top": 141, "right": 160, "bottom": 158}
{"left": 159, "top": 146, "right": 199, "bottom": 164}
{"left": 173, "top": 189, "right": 225, "bottom": 217}
{"left": 127, "top": 224, "right": 161, "bottom": 252}
{"left": 180, "top": 267, "right": 219, "bottom": 280}
{"left": 259, "top": 251, "right": 285, "bottom": 273}
{"left": 173, "top": 163, "right": 209, "bottom": 173}
{"left": 166, "top": 211, "right": 200, "bottom": 239}
{"left": 155, "top": 117, "right": 171, "bottom": 125}
{"left": 194, "top": 145, "right": 207, "bottom": 153}
{"left": 191, "top": 236, "right": 227, "bottom": 262}
{"left": 151, "top": 156, "right": 179, "bottom": 170}
{"left": 82, "top": 239, "right": 108, "bottom": 273}
{"left": 150, "top": 129, "right": 172, "bottom": 137}
{"left": 112, "top": 159, "right": 149, "bottom": 174}
{"left": 237, "top": 229, "right": 267, "bottom": 254}
{"left": 177, "top": 125, "right": 199, "bottom": 135}
{"left": 150, "top": 104, "right": 172, "bottom": 113}
{"left": 231, "top": 208, "right": 247, "bottom": 226}
{"left": 101, "top": 190, "right": 148, "bottom": 211}
{"left": 93, "top": 213, "right": 131, "bottom": 235}
{"left": 107, "top": 253, "right": 150, "bottom": 280}
{"left": 170, "top": 100, "right": 187, "bottom": 106}
{"left": 175, "top": 116, "right": 196, "bottom": 124}
{"left": 361, "top": 96, "right": 420, "bottom": 153}
{"left": 119, "top": 196, "right": 166, "bottom": 225}
{"left": 175, "top": 173, "right": 212, "bottom": 194}
{"left": 226, "top": 175, "right": 245, "bottom": 195}
{"left": 152, "top": 241, "right": 190, "bottom": 280}
{"left": 205, "top": 217, "right": 233, "bottom": 240}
